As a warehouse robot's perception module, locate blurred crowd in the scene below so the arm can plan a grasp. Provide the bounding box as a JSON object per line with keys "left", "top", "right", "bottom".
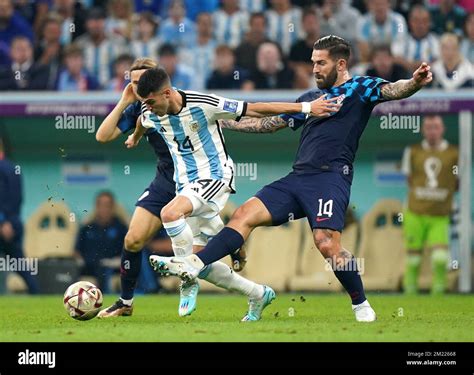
{"left": 0, "top": 0, "right": 473, "bottom": 92}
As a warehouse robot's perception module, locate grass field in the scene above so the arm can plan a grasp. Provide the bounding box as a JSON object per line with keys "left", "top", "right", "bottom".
{"left": 0, "top": 293, "right": 473, "bottom": 342}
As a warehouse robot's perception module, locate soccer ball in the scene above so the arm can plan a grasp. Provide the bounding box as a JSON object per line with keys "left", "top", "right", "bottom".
{"left": 63, "top": 281, "right": 103, "bottom": 321}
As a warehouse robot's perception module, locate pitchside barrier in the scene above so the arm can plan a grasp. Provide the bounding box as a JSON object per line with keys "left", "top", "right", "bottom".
{"left": 0, "top": 89, "right": 472, "bottom": 292}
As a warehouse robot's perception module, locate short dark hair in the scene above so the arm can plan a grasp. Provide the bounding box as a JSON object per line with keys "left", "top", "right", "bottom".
{"left": 370, "top": 44, "right": 392, "bottom": 60}
{"left": 137, "top": 68, "right": 170, "bottom": 98}
{"left": 96, "top": 190, "right": 115, "bottom": 203}
{"left": 313, "top": 35, "right": 351, "bottom": 61}
{"left": 159, "top": 43, "right": 177, "bottom": 57}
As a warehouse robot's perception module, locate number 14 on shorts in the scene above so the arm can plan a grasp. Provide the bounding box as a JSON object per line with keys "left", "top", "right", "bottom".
{"left": 316, "top": 199, "right": 333, "bottom": 222}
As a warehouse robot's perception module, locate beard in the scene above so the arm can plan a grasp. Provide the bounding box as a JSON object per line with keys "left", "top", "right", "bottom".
{"left": 315, "top": 66, "right": 338, "bottom": 89}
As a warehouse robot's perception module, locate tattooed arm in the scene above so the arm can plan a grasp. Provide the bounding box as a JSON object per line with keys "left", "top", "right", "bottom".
{"left": 219, "top": 116, "right": 289, "bottom": 133}
{"left": 380, "top": 62, "right": 433, "bottom": 101}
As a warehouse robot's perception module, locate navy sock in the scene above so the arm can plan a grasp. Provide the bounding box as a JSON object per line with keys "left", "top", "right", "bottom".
{"left": 120, "top": 249, "right": 142, "bottom": 300}
{"left": 333, "top": 257, "right": 366, "bottom": 305}
{"left": 196, "top": 227, "right": 244, "bottom": 265}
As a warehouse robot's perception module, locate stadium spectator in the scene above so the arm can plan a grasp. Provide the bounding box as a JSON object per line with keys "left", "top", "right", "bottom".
{"left": 289, "top": 9, "right": 321, "bottom": 89}
{"left": 35, "top": 14, "right": 63, "bottom": 66}
{"left": 401, "top": 115, "right": 459, "bottom": 295}
{"left": 158, "top": 43, "right": 194, "bottom": 90}
{"left": 461, "top": 12, "right": 474, "bottom": 62}
{"left": 130, "top": 11, "right": 161, "bottom": 62}
{"left": 75, "top": 7, "right": 125, "bottom": 87}
{"left": 0, "top": 36, "right": 44, "bottom": 90}
{"left": 213, "top": 0, "right": 249, "bottom": 49}
{"left": 248, "top": 42, "right": 295, "bottom": 89}
{"left": 234, "top": 12, "right": 269, "bottom": 74}
{"left": 75, "top": 191, "right": 128, "bottom": 294}
{"left": 357, "top": 0, "right": 407, "bottom": 62}
{"left": 158, "top": 0, "right": 196, "bottom": 49}
{"left": 51, "top": 0, "right": 87, "bottom": 45}
{"left": 429, "top": 0, "right": 467, "bottom": 35}
{"left": 206, "top": 45, "right": 251, "bottom": 90}
{"left": 0, "top": 0, "right": 33, "bottom": 49}
{"left": 431, "top": 33, "right": 474, "bottom": 90}
{"left": 265, "top": 0, "right": 303, "bottom": 56}
{"left": 179, "top": 12, "right": 215, "bottom": 91}
{"left": 393, "top": 0, "right": 425, "bottom": 20}
{"left": 0, "top": 135, "right": 39, "bottom": 294}
{"left": 106, "top": 53, "right": 133, "bottom": 91}
{"left": 365, "top": 45, "right": 410, "bottom": 82}
{"left": 318, "top": 0, "right": 360, "bottom": 50}
{"left": 105, "top": 0, "right": 134, "bottom": 40}
{"left": 13, "top": 0, "right": 50, "bottom": 36}
{"left": 392, "top": 5, "right": 440, "bottom": 72}
{"left": 56, "top": 43, "right": 100, "bottom": 91}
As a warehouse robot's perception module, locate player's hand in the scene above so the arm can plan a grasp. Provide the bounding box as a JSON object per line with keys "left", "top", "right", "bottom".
{"left": 0, "top": 221, "right": 15, "bottom": 242}
{"left": 309, "top": 94, "right": 342, "bottom": 117}
{"left": 120, "top": 83, "right": 137, "bottom": 105}
{"left": 125, "top": 133, "right": 140, "bottom": 148}
{"left": 412, "top": 62, "right": 432, "bottom": 87}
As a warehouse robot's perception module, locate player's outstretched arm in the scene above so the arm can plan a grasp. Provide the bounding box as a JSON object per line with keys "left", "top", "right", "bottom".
{"left": 219, "top": 116, "right": 289, "bottom": 133}
{"left": 245, "top": 94, "right": 341, "bottom": 118}
{"left": 125, "top": 117, "right": 146, "bottom": 149}
{"left": 96, "top": 83, "right": 137, "bottom": 143}
{"left": 380, "top": 62, "right": 433, "bottom": 101}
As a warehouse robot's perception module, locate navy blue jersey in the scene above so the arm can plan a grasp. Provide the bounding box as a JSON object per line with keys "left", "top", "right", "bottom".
{"left": 282, "top": 76, "right": 388, "bottom": 179}
{"left": 117, "top": 101, "right": 174, "bottom": 181}
{"left": 0, "top": 158, "right": 22, "bottom": 228}
{"left": 75, "top": 216, "right": 128, "bottom": 265}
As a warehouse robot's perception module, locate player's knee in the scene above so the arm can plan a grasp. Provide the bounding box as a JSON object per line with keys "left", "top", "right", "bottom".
{"left": 230, "top": 205, "right": 254, "bottom": 228}
{"left": 314, "top": 231, "right": 338, "bottom": 258}
{"left": 160, "top": 205, "right": 180, "bottom": 223}
{"left": 124, "top": 230, "right": 145, "bottom": 252}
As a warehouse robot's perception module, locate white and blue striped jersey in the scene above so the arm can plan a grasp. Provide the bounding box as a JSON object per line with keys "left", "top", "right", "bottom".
{"left": 265, "top": 6, "right": 303, "bottom": 55}
{"left": 141, "top": 90, "right": 247, "bottom": 192}
{"left": 391, "top": 33, "right": 440, "bottom": 63}
{"left": 75, "top": 35, "right": 125, "bottom": 86}
{"left": 358, "top": 10, "right": 407, "bottom": 45}
{"left": 213, "top": 9, "right": 249, "bottom": 48}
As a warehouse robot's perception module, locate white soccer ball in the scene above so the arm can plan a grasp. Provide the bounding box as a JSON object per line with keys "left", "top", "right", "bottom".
{"left": 63, "top": 281, "right": 103, "bottom": 321}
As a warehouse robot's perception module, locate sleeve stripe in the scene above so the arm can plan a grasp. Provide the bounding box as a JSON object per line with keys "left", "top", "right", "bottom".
{"left": 186, "top": 93, "right": 220, "bottom": 105}
{"left": 187, "top": 98, "right": 219, "bottom": 107}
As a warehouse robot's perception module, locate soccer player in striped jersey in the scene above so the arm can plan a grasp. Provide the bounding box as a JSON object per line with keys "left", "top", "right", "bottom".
{"left": 95, "top": 58, "right": 263, "bottom": 318}
{"left": 127, "top": 67, "right": 339, "bottom": 320}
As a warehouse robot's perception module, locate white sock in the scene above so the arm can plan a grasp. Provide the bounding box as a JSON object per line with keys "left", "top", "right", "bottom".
{"left": 163, "top": 218, "right": 193, "bottom": 257}
{"left": 200, "top": 261, "right": 264, "bottom": 299}
{"left": 120, "top": 298, "right": 133, "bottom": 306}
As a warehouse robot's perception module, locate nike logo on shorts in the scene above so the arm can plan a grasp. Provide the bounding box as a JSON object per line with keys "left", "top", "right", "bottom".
{"left": 316, "top": 217, "right": 330, "bottom": 222}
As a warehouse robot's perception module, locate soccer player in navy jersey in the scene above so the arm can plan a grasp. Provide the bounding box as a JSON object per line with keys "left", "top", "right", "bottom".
{"left": 150, "top": 35, "right": 433, "bottom": 322}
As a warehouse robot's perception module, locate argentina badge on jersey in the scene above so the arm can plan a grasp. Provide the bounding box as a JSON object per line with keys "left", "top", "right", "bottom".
{"left": 188, "top": 120, "right": 200, "bottom": 132}
{"left": 223, "top": 100, "right": 239, "bottom": 113}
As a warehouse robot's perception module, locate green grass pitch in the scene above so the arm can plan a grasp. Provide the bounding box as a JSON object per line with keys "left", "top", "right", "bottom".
{"left": 0, "top": 294, "right": 472, "bottom": 342}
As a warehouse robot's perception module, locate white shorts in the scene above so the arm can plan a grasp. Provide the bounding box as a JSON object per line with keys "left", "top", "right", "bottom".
{"left": 180, "top": 178, "right": 232, "bottom": 219}
{"left": 180, "top": 178, "right": 231, "bottom": 246}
